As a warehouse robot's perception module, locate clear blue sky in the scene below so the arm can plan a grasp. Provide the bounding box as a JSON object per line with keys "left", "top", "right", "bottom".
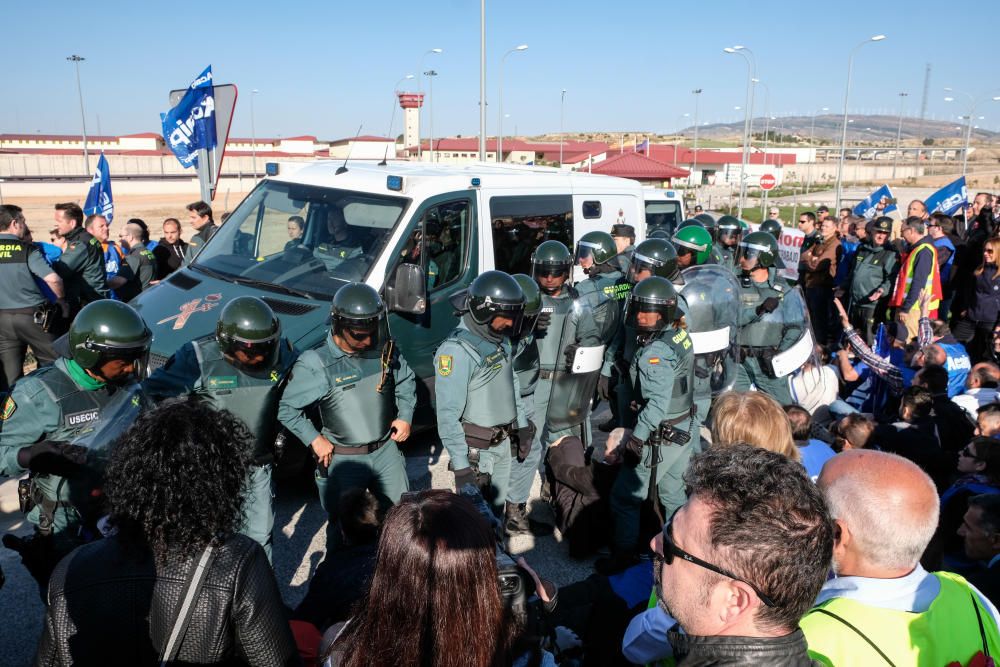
{"left": 4, "top": 0, "right": 997, "bottom": 141}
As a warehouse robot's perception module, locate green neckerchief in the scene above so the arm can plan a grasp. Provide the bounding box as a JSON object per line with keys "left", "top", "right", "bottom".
{"left": 64, "top": 358, "right": 106, "bottom": 391}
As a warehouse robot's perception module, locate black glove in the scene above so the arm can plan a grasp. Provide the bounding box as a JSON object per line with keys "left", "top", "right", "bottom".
{"left": 511, "top": 421, "right": 536, "bottom": 463}
{"left": 756, "top": 297, "right": 780, "bottom": 316}
{"left": 622, "top": 435, "right": 645, "bottom": 467}
{"left": 454, "top": 467, "right": 478, "bottom": 490}
{"left": 16, "top": 441, "right": 85, "bottom": 476}
{"left": 597, "top": 374, "right": 612, "bottom": 400}
{"left": 535, "top": 310, "right": 552, "bottom": 333}
{"left": 564, "top": 343, "right": 580, "bottom": 370}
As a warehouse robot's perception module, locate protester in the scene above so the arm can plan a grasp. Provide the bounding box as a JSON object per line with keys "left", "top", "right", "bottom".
{"left": 830, "top": 413, "right": 875, "bottom": 452}
{"left": 913, "top": 364, "right": 976, "bottom": 455}
{"left": 787, "top": 347, "right": 839, "bottom": 423}
{"left": 923, "top": 320, "right": 972, "bottom": 397}
{"left": 978, "top": 403, "right": 1000, "bottom": 438}
{"left": 709, "top": 391, "right": 799, "bottom": 461}
{"left": 956, "top": 235, "right": 1000, "bottom": 362}
{"left": 960, "top": 494, "right": 1000, "bottom": 607}
{"left": 892, "top": 217, "right": 943, "bottom": 341}
{"left": 873, "top": 386, "right": 952, "bottom": 490}
{"left": 928, "top": 212, "right": 958, "bottom": 318}
{"left": 152, "top": 217, "right": 187, "bottom": 278}
{"left": 954, "top": 362, "right": 1000, "bottom": 418}
{"left": 784, "top": 404, "right": 836, "bottom": 480}
{"left": 801, "top": 216, "right": 842, "bottom": 344}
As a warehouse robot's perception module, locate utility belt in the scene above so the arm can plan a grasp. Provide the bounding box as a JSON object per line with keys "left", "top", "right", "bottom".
{"left": 18, "top": 477, "right": 62, "bottom": 536}
{"left": 738, "top": 345, "right": 779, "bottom": 378}
{"left": 331, "top": 430, "right": 394, "bottom": 455}
{"left": 462, "top": 421, "right": 515, "bottom": 449}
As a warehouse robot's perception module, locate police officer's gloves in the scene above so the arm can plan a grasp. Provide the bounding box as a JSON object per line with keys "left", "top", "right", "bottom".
{"left": 622, "top": 435, "right": 645, "bottom": 466}
{"left": 535, "top": 311, "right": 552, "bottom": 333}
{"left": 756, "top": 297, "right": 780, "bottom": 316}
{"left": 16, "top": 441, "right": 86, "bottom": 476}
{"left": 564, "top": 343, "right": 580, "bottom": 370}
{"left": 511, "top": 421, "right": 537, "bottom": 462}
{"left": 454, "top": 467, "right": 478, "bottom": 490}
{"left": 597, "top": 374, "right": 611, "bottom": 400}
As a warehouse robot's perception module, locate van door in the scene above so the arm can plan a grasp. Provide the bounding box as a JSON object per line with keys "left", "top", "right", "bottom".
{"left": 386, "top": 192, "right": 477, "bottom": 411}
{"left": 487, "top": 193, "right": 574, "bottom": 275}
{"left": 572, "top": 193, "right": 643, "bottom": 280}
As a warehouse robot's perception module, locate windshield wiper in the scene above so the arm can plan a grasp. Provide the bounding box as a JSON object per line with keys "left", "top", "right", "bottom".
{"left": 229, "top": 276, "right": 316, "bottom": 300}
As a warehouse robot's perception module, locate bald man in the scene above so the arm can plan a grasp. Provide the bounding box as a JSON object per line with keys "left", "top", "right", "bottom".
{"left": 954, "top": 362, "right": 1000, "bottom": 419}
{"left": 800, "top": 450, "right": 1000, "bottom": 665}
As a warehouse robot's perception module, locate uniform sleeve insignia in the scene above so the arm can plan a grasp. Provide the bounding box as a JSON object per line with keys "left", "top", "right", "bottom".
{"left": 438, "top": 355, "right": 453, "bottom": 376}
{"left": 1, "top": 396, "right": 16, "bottom": 420}
{"left": 648, "top": 357, "right": 661, "bottom": 365}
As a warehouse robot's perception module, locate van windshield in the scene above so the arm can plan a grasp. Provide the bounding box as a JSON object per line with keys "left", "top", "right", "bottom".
{"left": 191, "top": 180, "right": 409, "bottom": 299}
{"left": 645, "top": 200, "right": 682, "bottom": 236}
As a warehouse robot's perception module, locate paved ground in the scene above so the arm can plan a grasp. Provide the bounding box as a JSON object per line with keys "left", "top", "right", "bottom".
{"left": 0, "top": 408, "right": 611, "bottom": 666}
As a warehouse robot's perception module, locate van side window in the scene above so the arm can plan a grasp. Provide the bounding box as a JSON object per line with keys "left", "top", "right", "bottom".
{"left": 582, "top": 201, "right": 602, "bottom": 219}
{"left": 490, "top": 195, "right": 573, "bottom": 275}
{"left": 399, "top": 199, "right": 470, "bottom": 291}
{"left": 645, "top": 200, "right": 682, "bottom": 236}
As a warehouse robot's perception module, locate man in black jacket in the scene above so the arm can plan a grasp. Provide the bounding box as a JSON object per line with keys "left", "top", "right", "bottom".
{"left": 152, "top": 217, "right": 187, "bottom": 279}
{"left": 960, "top": 493, "right": 1000, "bottom": 608}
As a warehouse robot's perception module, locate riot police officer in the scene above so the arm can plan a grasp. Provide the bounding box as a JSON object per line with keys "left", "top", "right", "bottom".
{"left": 760, "top": 218, "right": 784, "bottom": 240}
{"left": 144, "top": 296, "right": 296, "bottom": 560}
{"left": 715, "top": 215, "right": 744, "bottom": 271}
{"left": 693, "top": 213, "right": 718, "bottom": 242}
{"left": 434, "top": 271, "right": 530, "bottom": 515}
{"left": 734, "top": 231, "right": 799, "bottom": 404}
{"left": 52, "top": 202, "right": 107, "bottom": 316}
{"left": 575, "top": 230, "right": 628, "bottom": 344}
{"left": 0, "top": 299, "right": 151, "bottom": 593}
{"left": 279, "top": 283, "right": 416, "bottom": 543}
{"left": 0, "top": 205, "right": 66, "bottom": 390}
{"left": 606, "top": 276, "right": 696, "bottom": 573}
{"left": 672, "top": 224, "right": 714, "bottom": 270}
{"left": 840, "top": 216, "right": 898, "bottom": 345}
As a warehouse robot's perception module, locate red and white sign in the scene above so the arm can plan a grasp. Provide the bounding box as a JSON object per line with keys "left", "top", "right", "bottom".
{"left": 759, "top": 174, "right": 777, "bottom": 191}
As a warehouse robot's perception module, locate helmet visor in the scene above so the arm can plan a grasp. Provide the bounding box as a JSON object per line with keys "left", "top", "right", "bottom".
{"left": 627, "top": 252, "right": 661, "bottom": 283}
{"left": 718, "top": 228, "right": 741, "bottom": 243}
{"left": 575, "top": 240, "right": 602, "bottom": 264}
{"left": 90, "top": 340, "right": 152, "bottom": 381}
{"left": 625, "top": 296, "right": 675, "bottom": 332}
{"left": 737, "top": 240, "right": 770, "bottom": 269}
{"left": 334, "top": 313, "right": 389, "bottom": 352}
{"left": 228, "top": 333, "right": 281, "bottom": 370}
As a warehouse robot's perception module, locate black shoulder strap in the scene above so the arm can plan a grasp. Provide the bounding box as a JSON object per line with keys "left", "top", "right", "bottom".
{"left": 159, "top": 543, "right": 217, "bottom": 664}
{"left": 807, "top": 608, "right": 896, "bottom": 667}
{"left": 971, "top": 591, "right": 993, "bottom": 659}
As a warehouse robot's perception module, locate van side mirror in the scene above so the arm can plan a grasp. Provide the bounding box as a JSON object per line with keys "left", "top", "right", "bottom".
{"left": 385, "top": 263, "right": 427, "bottom": 315}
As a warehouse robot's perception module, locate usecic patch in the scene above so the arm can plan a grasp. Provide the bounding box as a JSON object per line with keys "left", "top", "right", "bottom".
{"left": 438, "top": 355, "right": 453, "bottom": 376}
{"left": 1, "top": 396, "right": 16, "bottom": 420}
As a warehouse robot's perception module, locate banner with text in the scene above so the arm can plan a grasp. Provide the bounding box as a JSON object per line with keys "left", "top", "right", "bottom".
{"left": 83, "top": 153, "right": 113, "bottom": 222}
{"left": 160, "top": 65, "right": 217, "bottom": 169}
{"left": 853, "top": 184, "right": 897, "bottom": 219}
{"left": 775, "top": 226, "right": 805, "bottom": 282}
{"left": 924, "top": 177, "right": 968, "bottom": 216}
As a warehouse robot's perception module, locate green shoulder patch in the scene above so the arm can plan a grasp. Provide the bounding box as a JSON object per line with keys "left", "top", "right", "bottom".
{"left": 206, "top": 376, "right": 238, "bottom": 389}
{"left": 438, "top": 355, "right": 453, "bottom": 376}
{"left": 1, "top": 396, "right": 15, "bottom": 420}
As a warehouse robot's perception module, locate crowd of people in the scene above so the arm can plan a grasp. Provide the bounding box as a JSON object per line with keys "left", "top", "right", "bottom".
{"left": 4, "top": 190, "right": 1000, "bottom": 666}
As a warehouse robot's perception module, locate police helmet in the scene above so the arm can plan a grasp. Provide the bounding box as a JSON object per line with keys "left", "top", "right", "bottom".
{"left": 737, "top": 231, "right": 779, "bottom": 271}
{"left": 628, "top": 239, "right": 678, "bottom": 283}
{"left": 760, "top": 219, "right": 783, "bottom": 239}
{"left": 575, "top": 230, "right": 618, "bottom": 266}
{"left": 216, "top": 296, "right": 281, "bottom": 369}
{"left": 511, "top": 273, "right": 542, "bottom": 337}
{"left": 625, "top": 277, "right": 680, "bottom": 333}
{"left": 330, "top": 282, "right": 390, "bottom": 350}
{"left": 693, "top": 213, "right": 718, "bottom": 240}
{"left": 530, "top": 240, "right": 573, "bottom": 292}
{"left": 717, "top": 215, "right": 744, "bottom": 244}
{"left": 69, "top": 300, "right": 152, "bottom": 373}
{"left": 466, "top": 271, "right": 526, "bottom": 329}
{"left": 671, "top": 225, "right": 713, "bottom": 266}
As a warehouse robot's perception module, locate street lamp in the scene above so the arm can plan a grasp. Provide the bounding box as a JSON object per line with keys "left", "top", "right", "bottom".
{"left": 754, "top": 79, "right": 771, "bottom": 166}
{"left": 418, "top": 48, "right": 442, "bottom": 159}
{"left": 724, "top": 45, "right": 756, "bottom": 217}
{"left": 559, "top": 89, "right": 567, "bottom": 167}
{"left": 424, "top": 70, "right": 439, "bottom": 162}
{"left": 387, "top": 74, "right": 415, "bottom": 148}
{"left": 67, "top": 55, "right": 89, "bottom": 175}
{"left": 250, "top": 89, "right": 259, "bottom": 179}
{"left": 892, "top": 92, "right": 908, "bottom": 180}
{"left": 835, "top": 34, "right": 886, "bottom": 211}
{"left": 692, "top": 88, "right": 702, "bottom": 190}
{"left": 944, "top": 88, "right": 1000, "bottom": 181}
{"left": 498, "top": 44, "right": 528, "bottom": 163}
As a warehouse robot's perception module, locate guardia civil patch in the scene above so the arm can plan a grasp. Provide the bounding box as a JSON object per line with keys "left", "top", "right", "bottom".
{"left": 438, "top": 355, "right": 453, "bottom": 376}
{"left": 207, "top": 376, "right": 238, "bottom": 389}
{"left": 1, "top": 396, "right": 16, "bottom": 420}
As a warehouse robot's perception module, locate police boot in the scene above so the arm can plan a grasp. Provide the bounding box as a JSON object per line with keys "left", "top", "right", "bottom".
{"left": 504, "top": 502, "right": 531, "bottom": 536}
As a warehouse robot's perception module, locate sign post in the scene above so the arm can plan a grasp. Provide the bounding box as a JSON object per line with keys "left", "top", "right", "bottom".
{"left": 759, "top": 173, "right": 776, "bottom": 219}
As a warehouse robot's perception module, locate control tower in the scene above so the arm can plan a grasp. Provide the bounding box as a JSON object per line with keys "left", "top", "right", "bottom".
{"left": 397, "top": 93, "right": 425, "bottom": 156}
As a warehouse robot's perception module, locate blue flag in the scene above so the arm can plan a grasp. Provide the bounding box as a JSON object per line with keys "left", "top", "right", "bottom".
{"left": 83, "top": 153, "right": 113, "bottom": 222}
{"left": 160, "top": 65, "right": 217, "bottom": 169}
{"left": 924, "top": 176, "right": 968, "bottom": 216}
{"left": 853, "top": 184, "right": 897, "bottom": 219}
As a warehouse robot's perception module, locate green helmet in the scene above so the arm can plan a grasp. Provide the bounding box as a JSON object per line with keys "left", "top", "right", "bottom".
{"left": 629, "top": 239, "right": 678, "bottom": 283}
{"left": 693, "top": 213, "right": 717, "bottom": 240}
{"left": 331, "top": 282, "right": 390, "bottom": 350}
{"left": 717, "top": 215, "right": 744, "bottom": 245}
{"left": 69, "top": 300, "right": 152, "bottom": 373}
{"left": 512, "top": 273, "right": 542, "bottom": 337}
{"left": 216, "top": 296, "right": 281, "bottom": 369}
{"left": 530, "top": 240, "right": 573, "bottom": 293}
{"left": 625, "top": 276, "right": 679, "bottom": 333}
{"left": 672, "top": 225, "right": 713, "bottom": 266}
{"left": 760, "top": 219, "right": 783, "bottom": 239}
{"left": 737, "top": 231, "right": 779, "bottom": 271}
{"left": 466, "top": 270, "right": 525, "bottom": 329}
{"left": 575, "top": 230, "right": 617, "bottom": 266}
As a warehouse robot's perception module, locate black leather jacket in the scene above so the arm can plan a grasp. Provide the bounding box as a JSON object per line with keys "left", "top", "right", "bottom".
{"left": 667, "top": 628, "right": 820, "bottom": 666}
{"left": 36, "top": 534, "right": 300, "bottom": 666}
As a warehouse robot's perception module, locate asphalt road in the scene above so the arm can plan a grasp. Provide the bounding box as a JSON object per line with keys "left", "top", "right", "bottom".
{"left": 0, "top": 408, "right": 611, "bottom": 666}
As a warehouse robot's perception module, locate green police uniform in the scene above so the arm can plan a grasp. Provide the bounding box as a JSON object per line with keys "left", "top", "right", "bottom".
{"left": 143, "top": 336, "right": 296, "bottom": 560}
{"left": 183, "top": 223, "right": 217, "bottom": 264}
{"left": 435, "top": 319, "right": 528, "bottom": 513}
{"left": 118, "top": 244, "right": 156, "bottom": 301}
{"left": 53, "top": 226, "right": 106, "bottom": 312}
{"left": 0, "top": 233, "right": 59, "bottom": 388}
{"left": 846, "top": 240, "right": 898, "bottom": 344}
{"left": 279, "top": 335, "right": 416, "bottom": 518}
{"left": 717, "top": 245, "right": 738, "bottom": 272}
{"left": 313, "top": 240, "right": 364, "bottom": 272}
{"left": 734, "top": 274, "right": 796, "bottom": 404}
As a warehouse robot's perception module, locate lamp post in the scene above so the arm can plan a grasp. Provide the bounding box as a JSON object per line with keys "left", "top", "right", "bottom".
{"left": 67, "top": 55, "right": 89, "bottom": 175}
{"left": 755, "top": 79, "right": 771, "bottom": 166}
{"left": 724, "top": 46, "right": 756, "bottom": 217}
{"left": 418, "top": 48, "right": 442, "bottom": 159}
{"left": 835, "top": 34, "right": 886, "bottom": 212}
{"left": 424, "top": 70, "right": 438, "bottom": 162}
{"left": 944, "top": 89, "right": 1000, "bottom": 181}
{"left": 498, "top": 44, "right": 528, "bottom": 163}
{"left": 559, "top": 89, "right": 567, "bottom": 167}
{"left": 479, "top": 0, "right": 487, "bottom": 161}
{"left": 387, "top": 74, "right": 415, "bottom": 148}
{"left": 692, "top": 88, "right": 702, "bottom": 190}
{"left": 892, "top": 92, "right": 908, "bottom": 180}
{"left": 250, "top": 89, "right": 259, "bottom": 180}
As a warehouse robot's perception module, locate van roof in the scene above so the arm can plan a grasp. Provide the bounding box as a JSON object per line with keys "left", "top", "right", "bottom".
{"left": 269, "top": 159, "right": 643, "bottom": 199}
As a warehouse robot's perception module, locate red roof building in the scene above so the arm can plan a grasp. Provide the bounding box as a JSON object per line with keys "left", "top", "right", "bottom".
{"left": 585, "top": 152, "right": 689, "bottom": 184}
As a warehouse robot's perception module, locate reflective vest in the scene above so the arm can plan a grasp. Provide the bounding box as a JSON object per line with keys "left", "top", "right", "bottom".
{"left": 891, "top": 240, "right": 942, "bottom": 315}
{"left": 800, "top": 571, "right": 1000, "bottom": 667}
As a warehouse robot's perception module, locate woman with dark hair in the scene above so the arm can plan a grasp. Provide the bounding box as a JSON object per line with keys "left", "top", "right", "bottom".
{"left": 329, "top": 489, "right": 519, "bottom": 667}
{"left": 36, "top": 396, "right": 298, "bottom": 666}
{"left": 956, "top": 235, "right": 1000, "bottom": 362}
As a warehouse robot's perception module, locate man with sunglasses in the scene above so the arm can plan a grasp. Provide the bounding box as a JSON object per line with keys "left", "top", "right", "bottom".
{"left": 1, "top": 299, "right": 151, "bottom": 596}
{"left": 280, "top": 283, "right": 416, "bottom": 546}
{"left": 623, "top": 444, "right": 833, "bottom": 665}
{"left": 145, "top": 296, "right": 296, "bottom": 560}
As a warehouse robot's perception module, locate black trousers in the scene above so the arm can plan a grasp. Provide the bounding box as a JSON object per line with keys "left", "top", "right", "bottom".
{"left": 0, "top": 311, "right": 57, "bottom": 389}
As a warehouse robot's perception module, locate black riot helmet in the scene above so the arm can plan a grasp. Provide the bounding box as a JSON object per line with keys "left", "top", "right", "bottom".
{"left": 511, "top": 273, "right": 542, "bottom": 337}
{"left": 216, "top": 296, "right": 282, "bottom": 370}
{"left": 628, "top": 238, "right": 679, "bottom": 283}
{"left": 466, "top": 270, "right": 526, "bottom": 330}
{"left": 716, "top": 215, "right": 744, "bottom": 246}
{"left": 625, "top": 276, "right": 680, "bottom": 333}
{"left": 693, "top": 213, "right": 718, "bottom": 240}
{"left": 737, "top": 231, "right": 778, "bottom": 272}
{"left": 69, "top": 300, "right": 152, "bottom": 379}
{"left": 330, "top": 282, "right": 390, "bottom": 352}
{"left": 760, "top": 219, "right": 783, "bottom": 239}
{"left": 531, "top": 239, "right": 574, "bottom": 294}
{"left": 575, "top": 230, "right": 618, "bottom": 267}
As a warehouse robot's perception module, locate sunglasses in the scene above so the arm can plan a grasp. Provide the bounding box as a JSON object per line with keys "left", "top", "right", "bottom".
{"left": 345, "top": 328, "right": 375, "bottom": 341}
{"left": 658, "top": 516, "right": 777, "bottom": 607}
{"left": 960, "top": 444, "right": 983, "bottom": 461}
